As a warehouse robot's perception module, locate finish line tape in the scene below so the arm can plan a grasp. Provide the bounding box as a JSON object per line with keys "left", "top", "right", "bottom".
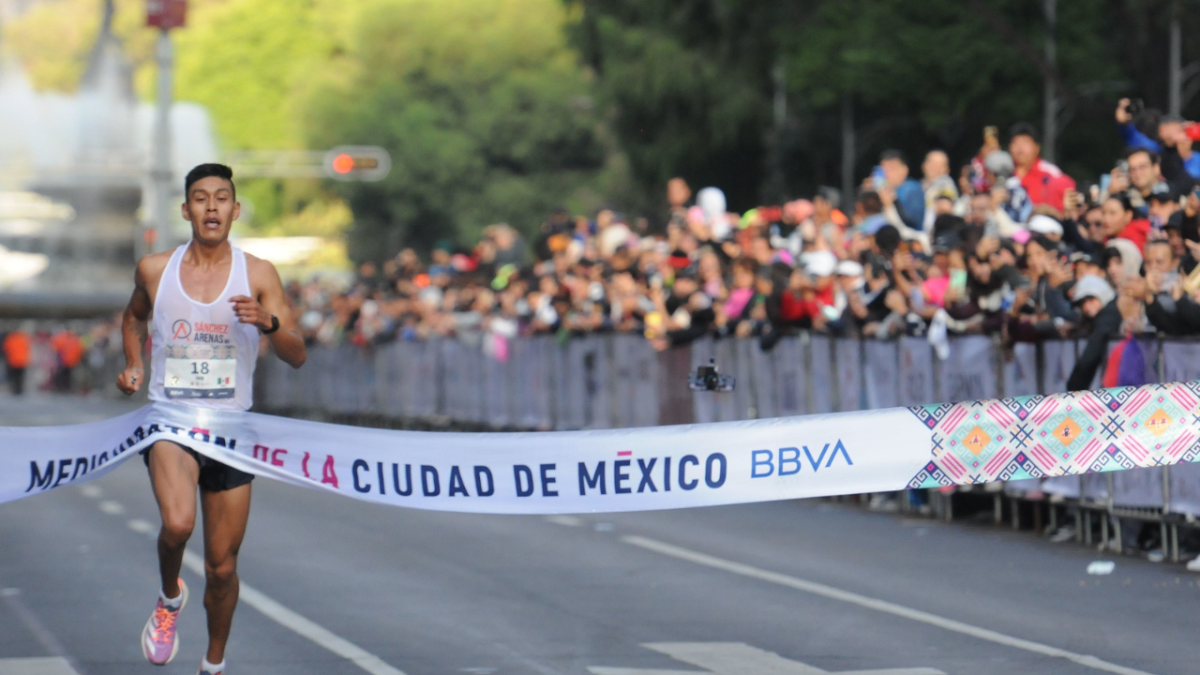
{"left": 3, "top": 382, "right": 1198, "bottom": 513}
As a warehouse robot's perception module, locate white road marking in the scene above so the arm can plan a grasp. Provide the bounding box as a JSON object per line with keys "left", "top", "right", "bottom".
{"left": 0, "top": 657, "right": 80, "bottom": 674}
{"left": 622, "top": 536, "right": 1159, "bottom": 675}
{"left": 0, "top": 589, "right": 80, "bottom": 673}
{"left": 78, "top": 485, "right": 102, "bottom": 499}
{"left": 127, "top": 518, "right": 156, "bottom": 535}
{"left": 545, "top": 515, "right": 583, "bottom": 527}
{"left": 588, "top": 642, "right": 942, "bottom": 674}
{"left": 593, "top": 522, "right": 614, "bottom": 532}
{"left": 179, "top": 550, "right": 408, "bottom": 675}
{"left": 97, "top": 500, "right": 125, "bottom": 515}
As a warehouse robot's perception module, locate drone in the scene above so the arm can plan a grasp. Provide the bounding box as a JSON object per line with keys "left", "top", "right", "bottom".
{"left": 688, "top": 358, "right": 736, "bottom": 392}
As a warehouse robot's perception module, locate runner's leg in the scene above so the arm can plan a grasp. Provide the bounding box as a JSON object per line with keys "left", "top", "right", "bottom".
{"left": 200, "top": 482, "right": 251, "bottom": 664}
{"left": 147, "top": 440, "right": 200, "bottom": 598}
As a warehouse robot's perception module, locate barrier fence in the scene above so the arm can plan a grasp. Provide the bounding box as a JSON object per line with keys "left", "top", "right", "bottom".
{"left": 256, "top": 334, "right": 1200, "bottom": 426}
{"left": 258, "top": 334, "right": 1200, "bottom": 558}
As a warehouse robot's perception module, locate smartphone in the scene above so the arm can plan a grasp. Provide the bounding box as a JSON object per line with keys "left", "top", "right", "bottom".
{"left": 950, "top": 269, "right": 968, "bottom": 295}
{"left": 871, "top": 166, "right": 886, "bottom": 191}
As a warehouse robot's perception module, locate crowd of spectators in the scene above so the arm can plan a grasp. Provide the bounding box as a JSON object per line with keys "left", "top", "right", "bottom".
{"left": 1, "top": 321, "right": 107, "bottom": 395}
{"left": 288, "top": 98, "right": 1200, "bottom": 390}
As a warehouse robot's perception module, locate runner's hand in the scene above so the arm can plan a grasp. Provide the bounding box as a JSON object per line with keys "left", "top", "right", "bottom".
{"left": 117, "top": 365, "right": 144, "bottom": 395}
{"left": 230, "top": 295, "right": 272, "bottom": 331}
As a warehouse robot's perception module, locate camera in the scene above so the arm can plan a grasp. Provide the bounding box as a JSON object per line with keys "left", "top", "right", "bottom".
{"left": 689, "top": 358, "right": 736, "bottom": 392}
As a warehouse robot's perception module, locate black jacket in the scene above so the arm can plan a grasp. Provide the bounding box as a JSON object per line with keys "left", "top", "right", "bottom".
{"left": 1066, "top": 300, "right": 1123, "bottom": 391}
{"left": 1146, "top": 293, "right": 1200, "bottom": 335}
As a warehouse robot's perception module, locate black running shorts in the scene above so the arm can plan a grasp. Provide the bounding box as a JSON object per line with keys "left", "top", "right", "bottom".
{"left": 142, "top": 441, "right": 255, "bottom": 492}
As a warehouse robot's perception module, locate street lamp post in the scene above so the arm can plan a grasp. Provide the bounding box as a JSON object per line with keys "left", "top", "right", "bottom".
{"left": 144, "top": 0, "right": 187, "bottom": 258}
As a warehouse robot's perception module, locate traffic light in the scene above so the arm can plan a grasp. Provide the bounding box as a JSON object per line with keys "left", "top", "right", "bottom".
{"left": 322, "top": 146, "right": 391, "bottom": 182}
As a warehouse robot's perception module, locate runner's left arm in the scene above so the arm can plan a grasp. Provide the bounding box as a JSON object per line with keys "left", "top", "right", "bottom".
{"left": 231, "top": 258, "right": 306, "bottom": 369}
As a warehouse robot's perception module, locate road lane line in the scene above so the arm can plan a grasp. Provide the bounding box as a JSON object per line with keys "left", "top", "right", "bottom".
{"left": 545, "top": 515, "right": 583, "bottom": 527}
{"left": 0, "top": 590, "right": 81, "bottom": 673}
{"left": 79, "top": 485, "right": 103, "bottom": 499}
{"left": 0, "top": 657, "right": 79, "bottom": 674}
{"left": 622, "top": 535, "right": 1158, "bottom": 675}
{"left": 127, "top": 518, "right": 155, "bottom": 535}
{"left": 98, "top": 500, "right": 125, "bottom": 515}
{"left": 179, "top": 551, "right": 407, "bottom": 675}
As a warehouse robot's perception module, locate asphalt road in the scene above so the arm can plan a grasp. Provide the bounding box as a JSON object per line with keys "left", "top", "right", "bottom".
{"left": 1, "top": 393, "right": 1198, "bottom": 675}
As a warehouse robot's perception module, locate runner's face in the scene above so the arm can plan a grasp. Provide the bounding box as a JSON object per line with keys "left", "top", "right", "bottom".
{"left": 183, "top": 177, "right": 240, "bottom": 245}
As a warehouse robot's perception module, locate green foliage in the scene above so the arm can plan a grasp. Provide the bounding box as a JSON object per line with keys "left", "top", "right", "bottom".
{"left": 298, "top": 0, "right": 615, "bottom": 260}
{"left": 569, "top": 0, "right": 1199, "bottom": 205}
{"left": 170, "top": 0, "right": 352, "bottom": 233}
{"left": 12, "top": 0, "right": 1200, "bottom": 257}
{"left": 173, "top": 0, "right": 345, "bottom": 150}
{"left": 566, "top": 0, "right": 795, "bottom": 213}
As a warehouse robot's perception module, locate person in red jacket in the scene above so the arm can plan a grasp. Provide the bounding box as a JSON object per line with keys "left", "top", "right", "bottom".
{"left": 1099, "top": 194, "right": 1151, "bottom": 251}
{"left": 1009, "top": 122, "right": 1076, "bottom": 213}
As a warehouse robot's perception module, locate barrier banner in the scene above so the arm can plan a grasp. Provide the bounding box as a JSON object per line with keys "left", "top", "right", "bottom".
{"left": 1109, "top": 466, "right": 1163, "bottom": 510}
{"left": 834, "top": 339, "right": 862, "bottom": 412}
{"left": 942, "top": 336, "right": 997, "bottom": 401}
{"left": 808, "top": 336, "right": 835, "bottom": 414}
{"left": 1003, "top": 342, "right": 1039, "bottom": 398}
{"left": 1042, "top": 340, "right": 1076, "bottom": 395}
{"left": 6, "top": 381, "right": 1200, "bottom": 514}
{"left": 898, "top": 338, "right": 935, "bottom": 407}
{"left": 864, "top": 340, "right": 899, "bottom": 409}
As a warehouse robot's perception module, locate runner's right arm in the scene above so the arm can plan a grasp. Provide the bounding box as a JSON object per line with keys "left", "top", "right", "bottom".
{"left": 117, "top": 256, "right": 166, "bottom": 395}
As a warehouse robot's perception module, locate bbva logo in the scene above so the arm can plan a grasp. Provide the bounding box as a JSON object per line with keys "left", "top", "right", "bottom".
{"left": 750, "top": 441, "right": 853, "bottom": 478}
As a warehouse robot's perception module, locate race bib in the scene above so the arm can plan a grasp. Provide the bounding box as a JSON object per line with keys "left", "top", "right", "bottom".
{"left": 163, "top": 343, "right": 236, "bottom": 399}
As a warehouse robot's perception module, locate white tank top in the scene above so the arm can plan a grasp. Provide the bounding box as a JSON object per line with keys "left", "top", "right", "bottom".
{"left": 149, "top": 243, "right": 259, "bottom": 411}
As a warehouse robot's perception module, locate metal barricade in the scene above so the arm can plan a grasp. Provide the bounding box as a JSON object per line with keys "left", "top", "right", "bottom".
{"left": 244, "top": 333, "right": 1200, "bottom": 536}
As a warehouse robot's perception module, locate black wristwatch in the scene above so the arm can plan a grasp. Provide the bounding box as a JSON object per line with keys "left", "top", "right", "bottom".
{"left": 261, "top": 315, "right": 280, "bottom": 334}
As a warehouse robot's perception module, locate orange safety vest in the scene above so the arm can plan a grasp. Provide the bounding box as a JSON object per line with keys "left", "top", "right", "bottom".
{"left": 3, "top": 332, "right": 31, "bottom": 369}
{"left": 53, "top": 332, "right": 85, "bottom": 368}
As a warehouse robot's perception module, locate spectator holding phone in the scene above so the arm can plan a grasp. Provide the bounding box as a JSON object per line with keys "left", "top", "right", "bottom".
{"left": 1115, "top": 98, "right": 1198, "bottom": 188}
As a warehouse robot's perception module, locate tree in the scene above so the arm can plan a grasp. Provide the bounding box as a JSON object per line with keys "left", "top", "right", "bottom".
{"left": 565, "top": 0, "right": 805, "bottom": 215}
{"left": 567, "top": 0, "right": 1189, "bottom": 207}
{"left": 299, "top": 0, "right": 614, "bottom": 260}
{"left": 171, "top": 0, "right": 348, "bottom": 231}
{"left": 2, "top": 0, "right": 219, "bottom": 94}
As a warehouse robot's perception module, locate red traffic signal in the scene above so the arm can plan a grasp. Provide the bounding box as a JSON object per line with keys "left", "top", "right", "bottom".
{"left": 331, "top": 154, "right": 356, "bottom": 175}
{"left": 323, "top": 146, "right": 391, "bottom": 182}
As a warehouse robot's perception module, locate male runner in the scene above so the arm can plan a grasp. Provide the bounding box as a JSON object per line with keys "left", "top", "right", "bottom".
{"left": 117, "top": 163, "right": 306, "bottom": 674}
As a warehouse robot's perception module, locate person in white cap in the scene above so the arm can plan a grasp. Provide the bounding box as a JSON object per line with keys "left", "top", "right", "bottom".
{"left": 1027, "top": 214, "right": 1064, "bottom": 242}
{"left": 831, "top": 260, "right": 867, "bottom": 330}
{"left": 802, "top": 250, "right": 840, "bottom": 323}
{"left": 1066, "top": 275, "right": 1120, "bottom": 390}
{"left": 802, "top": 250, "right": 838, "bottom": 278}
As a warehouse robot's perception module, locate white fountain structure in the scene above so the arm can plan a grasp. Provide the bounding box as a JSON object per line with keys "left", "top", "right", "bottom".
{"left": 0, "top": 1, "right": 218, "bottom": 316}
